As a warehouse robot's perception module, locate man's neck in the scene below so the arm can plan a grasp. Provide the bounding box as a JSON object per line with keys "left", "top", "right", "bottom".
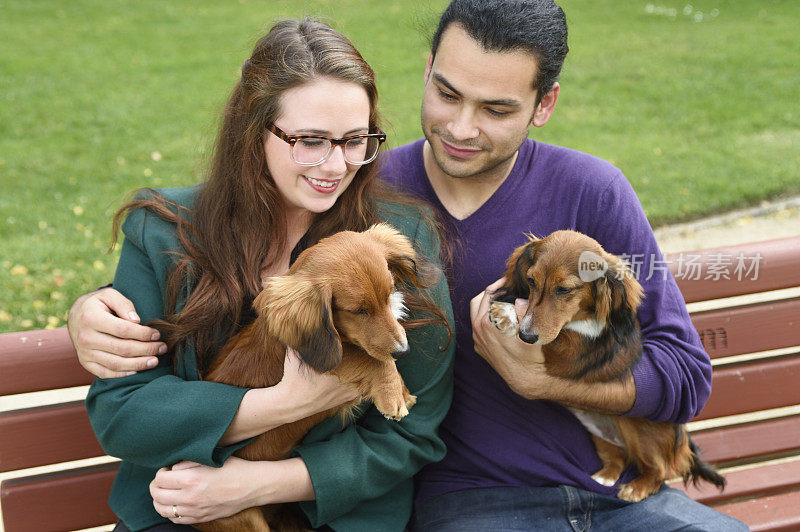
{"left": 422, "top": 141, "right": 519, "bottom": 220}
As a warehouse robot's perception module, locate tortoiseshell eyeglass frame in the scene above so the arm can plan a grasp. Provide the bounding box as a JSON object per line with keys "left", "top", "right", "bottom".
{"left": 267, "top": 124, "right": 387, "bottom": 166}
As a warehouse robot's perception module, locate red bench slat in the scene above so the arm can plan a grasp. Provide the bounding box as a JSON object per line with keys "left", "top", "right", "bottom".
{"left": 713, "top": 489, "right": 800, "bottom": 532}
{"left": 0, "top": 328, "right": 91, "bottom": 395}
{"left": 691, "top": 415, "right": 800, "bottom": 466}
{"left": 0, "top": 462, "right": 119, "bottom": 532}
{"left": 688, "top": 298, "right": 800, "bottom": 358}
{"left": 695, "top": 355, "right": 800, "bottom": 420}
{"left": 675, "top": 459, "right": 800, "bottom": 506}
{"left": 0, "top": 401, "right": 106, "bottom": 473}
{"left": 668, "top": 236, "right": 800, "bottom": 303}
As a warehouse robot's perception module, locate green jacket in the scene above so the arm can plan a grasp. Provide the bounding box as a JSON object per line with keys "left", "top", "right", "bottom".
{"left": 86, "top": 185, "right": 455, "bottom": 531}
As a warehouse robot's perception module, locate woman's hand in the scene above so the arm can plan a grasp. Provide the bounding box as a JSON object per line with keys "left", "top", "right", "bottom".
{"left": 217, "top": 347, "right": 359, "bottom": 446}
{"left": 274, "top": 347, "right": 360, "bottom": 417}
{"left": 150, "top": 456, "right": 316, "bottom": 525}
{"left": 150, "top": 457, "right": 259, "bottom": 525}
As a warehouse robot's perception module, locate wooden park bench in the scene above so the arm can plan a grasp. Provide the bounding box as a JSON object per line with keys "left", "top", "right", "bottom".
{"left": 664, "top": 235, "right": 800, "bottom": 531}
{"left": 1, "top": 235, "right": 799, "bottom": 531}
{"left": 0, "top": 327, "right": 117, "bottom": 531}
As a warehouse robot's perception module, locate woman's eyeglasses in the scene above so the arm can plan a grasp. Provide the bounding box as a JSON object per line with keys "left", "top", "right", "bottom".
{"left": 268, "top": 124, "right": 386, "bottom": 166}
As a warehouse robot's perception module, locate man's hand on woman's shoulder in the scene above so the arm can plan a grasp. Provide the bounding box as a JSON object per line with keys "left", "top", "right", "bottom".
{"left": 68, "top": 287, "right": 166, "bottom": 378}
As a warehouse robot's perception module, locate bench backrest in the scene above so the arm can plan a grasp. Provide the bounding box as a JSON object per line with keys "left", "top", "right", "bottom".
{"left": 666, "top": 236, "right": 800, "bottom": 529}
{"left": 0, "top": 328, "right": 118, "bottom": 532}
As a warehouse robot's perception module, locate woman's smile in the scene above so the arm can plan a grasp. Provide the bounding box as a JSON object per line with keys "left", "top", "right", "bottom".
{"left": 303, "top": 175, "right": 342, "bottom": 193}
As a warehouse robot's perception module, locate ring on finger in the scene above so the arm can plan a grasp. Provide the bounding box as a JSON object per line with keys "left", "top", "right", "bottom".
{"left": 173, "top": 505, "right": 181, "bottom": 519}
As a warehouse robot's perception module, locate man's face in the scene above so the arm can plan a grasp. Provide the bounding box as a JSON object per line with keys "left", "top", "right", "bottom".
{"left": 421, "top": 24, "right": 542, "bottom": 181}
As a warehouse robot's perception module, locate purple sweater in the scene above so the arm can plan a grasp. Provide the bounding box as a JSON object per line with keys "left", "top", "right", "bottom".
{"left": 381, "top": 139, "right": 711, "bottom": 502}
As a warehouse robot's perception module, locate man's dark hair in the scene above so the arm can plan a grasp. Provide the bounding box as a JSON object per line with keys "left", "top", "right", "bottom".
{"left": 431, "top": 0, "right": 568, "bottom": 101}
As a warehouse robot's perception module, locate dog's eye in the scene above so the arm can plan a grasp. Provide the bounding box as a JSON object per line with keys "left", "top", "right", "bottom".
{"left": 555, "top": 286, "right": 573, "bottom": 295}
{"left": 350, "top": 308, "right": 369, "bottom": 316}
{"left": 527, "top": 278, "right": 536, "bottom": 289}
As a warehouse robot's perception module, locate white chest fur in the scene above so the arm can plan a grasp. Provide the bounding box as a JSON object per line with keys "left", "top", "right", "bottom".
{"left": 569, "top": 408, "right": 625, "bottom": 448}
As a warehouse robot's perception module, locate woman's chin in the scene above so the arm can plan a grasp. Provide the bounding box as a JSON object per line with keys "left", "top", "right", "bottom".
{"left": 300, "top": 198, "right": 340, "bottom": 215}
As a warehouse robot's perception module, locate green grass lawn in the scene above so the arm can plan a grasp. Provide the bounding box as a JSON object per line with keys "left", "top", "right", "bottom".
{"left": 2, "top": 0, "right": 799, "bottom": 333}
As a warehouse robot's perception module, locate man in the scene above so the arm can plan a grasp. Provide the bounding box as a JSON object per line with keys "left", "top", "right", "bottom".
{"left": 69, "top": 1, "right": 746, "bottom": 529}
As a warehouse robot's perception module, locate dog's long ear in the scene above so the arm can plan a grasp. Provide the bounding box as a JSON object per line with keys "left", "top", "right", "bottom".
{"left": 386, "top": 253, "right": 418, "bottom": 286}
{"left": 365, "top": 223, "right": 419, "bottom": 285}
{"left": 254, "top": 276, "right": 342, "bottom": 373}
{"left": 613, "top": 257, "right": 644, "bottom": 313}
{"left": 593, "top": 257, "right": 643, "bottom": 343}
{"left": 494, "top": 235, "right": 540, "bottom": 303}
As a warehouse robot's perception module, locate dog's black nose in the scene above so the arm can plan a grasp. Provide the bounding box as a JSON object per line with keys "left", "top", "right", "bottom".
{"left": 518, "top": 330, "right": 539, "bottom": 344}
{"left": 391, "top": 346, "right": 410, "bottom": 360}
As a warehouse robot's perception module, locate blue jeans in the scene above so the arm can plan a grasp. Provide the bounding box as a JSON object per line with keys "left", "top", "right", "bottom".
{"left": 410, "top": 485, "right": 748, "bottom": 531}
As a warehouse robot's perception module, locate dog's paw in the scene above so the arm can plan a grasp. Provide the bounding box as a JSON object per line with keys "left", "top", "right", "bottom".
{"left": 375, "top": 393, "right": 413, "bottom": 421}
{"left": 617, "top": 484, "right": 648, "bottom": 502}
{"left": 616, "top": 479, "right": 659, "bottom": 502}
{"left": 383, "top": 405, "right": 408, "bottom": 421}
{"left": 591, "top": 472, "right": 619, "bottom": 487}
{"left": 489, "top": 302, "right": 519, "bottom": 335}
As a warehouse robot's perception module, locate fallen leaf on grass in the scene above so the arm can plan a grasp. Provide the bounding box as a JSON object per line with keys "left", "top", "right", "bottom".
{"left": 10, "top": 265, "right": 29, "bottom": 276}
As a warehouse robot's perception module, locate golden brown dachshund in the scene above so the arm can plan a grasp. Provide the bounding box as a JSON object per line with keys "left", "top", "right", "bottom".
{"left": 195, "top": 223, "right": 432, "bottom": 531}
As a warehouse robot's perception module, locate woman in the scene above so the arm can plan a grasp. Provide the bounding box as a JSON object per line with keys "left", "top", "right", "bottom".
{"left": 86, "top": 18, "right": 454, "bottom": 531}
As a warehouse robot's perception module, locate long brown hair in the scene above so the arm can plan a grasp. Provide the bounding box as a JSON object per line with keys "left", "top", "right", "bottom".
{"left": 113, "top": 19, "right": 449, "bottom": 374}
